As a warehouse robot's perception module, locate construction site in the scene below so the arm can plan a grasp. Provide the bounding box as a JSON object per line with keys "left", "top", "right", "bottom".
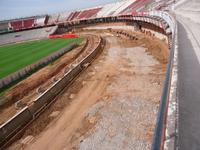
{"left": 1, "top": 0, "right": 200, "bottom": 150}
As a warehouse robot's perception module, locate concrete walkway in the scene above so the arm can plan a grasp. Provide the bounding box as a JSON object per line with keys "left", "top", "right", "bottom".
{"left": 178, "top": 16, "right": 200, "bottom": 150}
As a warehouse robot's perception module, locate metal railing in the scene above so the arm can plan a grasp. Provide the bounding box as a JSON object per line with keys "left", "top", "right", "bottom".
{"left": 0, "top": 11, "right": 177, "bottom": 150}
{"left": 149, "top": 11, "right": 177, "bottom": 150}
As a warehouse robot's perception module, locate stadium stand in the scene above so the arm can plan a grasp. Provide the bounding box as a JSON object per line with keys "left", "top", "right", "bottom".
{"left": 112, "top": 0, "right": 134, "bottom": 15}
{"left": 77, "top": 7, "right": 102, "bottom": 19}
{"left": 35, "top": 16, "right": 47, "bottom": 26}
{"left": 0, "top": 26, "right": 58, "bottom": 45}
{"left": 0, "top": 21, "right": 10, "bottom": 34}
{"left": 10, "top": 18, "right": 35, "bottom": 30}
{"left": 66, "top": 12, "right": 75, "bottom": 21}
{"left": 48, "top": 14, "right": 59, "bottom": 24}
{"left": 152, "top": 0, "right": 174, "bottom": 11}
{"left": 96, "top": 3, "right": 114, "bottom": 17}
{"left": 96, "top": 0, "right": 133, "bottom": 17}
{"left": 69, "top": 11, "right": 82, "bottom": 21}
{"left": 0, "top": 0, "right": 159, "bottom": 36}
{"left": 10, "top": 20, "right": 23, "bottom": 30}
{"left": 57, "top": 11, "right": 71, "bottom": 22}
{"left": 119, "top": 0, "right": 152, "bottom": 14}
{"left": 23, "top": 18, "right": 34, "bottom": 28}
{"left": 44, "top": 16, "right": 49, "bottom": 25}
{"left": 136, "top": 0, "right": 154, "bottom": 11}
{"left": 106, "top": 1, "right": 127, "bottom": 16}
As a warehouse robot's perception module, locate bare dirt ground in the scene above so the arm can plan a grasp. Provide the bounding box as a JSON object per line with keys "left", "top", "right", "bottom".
{"left": 7, "top": 29, "right": 168, "bottom": 150}
{"left": 0, "top": 35, "right": 100, "bottom": 125}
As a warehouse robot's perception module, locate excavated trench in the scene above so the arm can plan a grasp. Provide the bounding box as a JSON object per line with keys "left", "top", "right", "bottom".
{"left": 0, "top": 35, "right": 99, "bottom": 125}
{"left": 7, "top": 28, "right": 168, "bottom": 150}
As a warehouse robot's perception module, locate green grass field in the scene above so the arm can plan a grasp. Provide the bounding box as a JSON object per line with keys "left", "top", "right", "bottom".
{"left": 0, "top": 38, "right": 83, "bottom": 79}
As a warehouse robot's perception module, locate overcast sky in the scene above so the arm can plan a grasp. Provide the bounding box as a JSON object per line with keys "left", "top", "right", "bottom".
{"left": 0, "top": 0, "right": 118, "bottom": 21}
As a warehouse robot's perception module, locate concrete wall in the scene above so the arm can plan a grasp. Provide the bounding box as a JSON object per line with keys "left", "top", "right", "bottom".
{"left": 0, "top": 43, "right": 77, "bottom": 90}
{"left": 0, "top": 107, "right": 32, "bottom": 146}
{"left": 0, "top": 36, "right": 103, "bottom": 149}
{"left": 0, "top": 12, "right": 173, "bottom": 149}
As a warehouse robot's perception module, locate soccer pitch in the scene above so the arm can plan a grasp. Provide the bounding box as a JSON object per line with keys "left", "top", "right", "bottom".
{"left": 0, "top": 38, "right": 83, "bottom": 79}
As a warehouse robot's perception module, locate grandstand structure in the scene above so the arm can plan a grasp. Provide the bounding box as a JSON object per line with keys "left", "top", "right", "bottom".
{"left": 0, "top": 0, "right": 178, "bottom": 150}
{"left": 0, "top": 0, "right": 175, "bottom": 44}
{"left": 0, "top": 26, "right": 57, "bottom": 45}
{"left": 0, "top": 15, "right": 48, "bottom": 34}
{"left": 0, "top": 21, "right": 11, "bottom": 34}
{"left": 0, "top": 0, "right": 168, "bottom": 34}
{"left": 10, "top": 18, "right": 35, "bottom": 30}
{"left": 0, "top": 0, "right": 171, "bottom": 45}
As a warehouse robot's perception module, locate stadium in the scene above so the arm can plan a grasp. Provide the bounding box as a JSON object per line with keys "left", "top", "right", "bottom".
{"left": 0, "top": 0, "right": 199, "bottom": 149}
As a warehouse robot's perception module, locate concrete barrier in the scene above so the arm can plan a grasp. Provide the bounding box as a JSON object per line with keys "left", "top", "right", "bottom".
{"left": 0, "top": 12, "right": 171, "bottom": 149}
{"left": 28, "top": 65, "right": 83, "bottom": 116}
{"left": 29, "top": 37, "right": 102, "bottom": 117}
{"left": 0, "top": 36, "right": 103, "bottom": 149}
{"left": 0, "top": 107, "right": 32, "bottom": 146}
{"left": 0, "top": 43, "right": 78, "bottom": 90}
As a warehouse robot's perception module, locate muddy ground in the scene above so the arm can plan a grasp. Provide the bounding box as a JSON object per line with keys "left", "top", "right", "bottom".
{"left": 7, "top": 29, "right": 168, "bottom": 150}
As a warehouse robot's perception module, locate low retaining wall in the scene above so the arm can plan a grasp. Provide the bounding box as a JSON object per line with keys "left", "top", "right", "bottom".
{"left": 0, "top": 11, "right": 176, "bottom": 150}
{"left": 0, "top": 43, "right": 78, "bottom": 90}
{"left": 0, "top": 36, "right": 104, "bottom": 149}
{"left": 0, "top": 107, "right": 32, "bottom": 145}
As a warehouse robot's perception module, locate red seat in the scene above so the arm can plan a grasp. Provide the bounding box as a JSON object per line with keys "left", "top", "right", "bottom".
{"left": 10, "top": 21, "right": 23, "bottom": 30}
{"left": 10, "top": 18, "right": 35, "bottom": 30}
{"left": 120, "top": 0, "right": 152, "bottom": 15}
{"left": 23, "top": 19, "right": 34, "bottom": 28}
{"left": 78, "top": 8, "right": 102, "bottom": 19}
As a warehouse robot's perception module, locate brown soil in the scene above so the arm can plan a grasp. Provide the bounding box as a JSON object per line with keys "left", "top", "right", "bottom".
{"left": 7, "top": 29, "right": 168, "bottom": 150}
{"left": 0, "top": 35, "right": 100, "bottom": 124}
{"left": 106, "top": 28, "right": 169, "bottom": 63}
{"left": 81, "top": 28, "right": 169, "bottom": 63}
{"left": 4, "top": 40, "right": 85, "bottom": 104}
